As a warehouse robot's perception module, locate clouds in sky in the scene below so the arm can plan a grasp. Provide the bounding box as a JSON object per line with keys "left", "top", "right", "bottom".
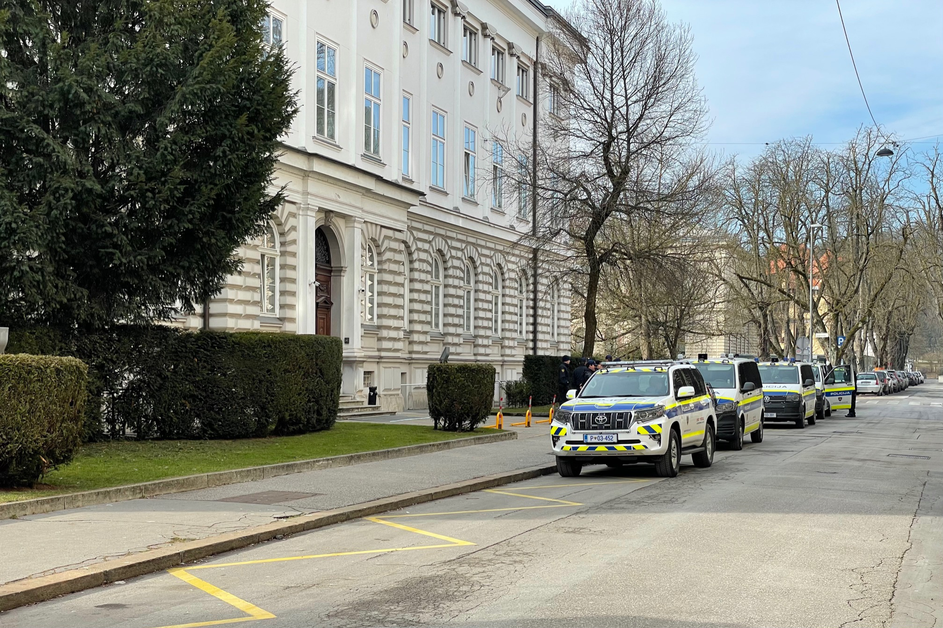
{"left": 548, "top": 0, "right": 942, "bottom": 159}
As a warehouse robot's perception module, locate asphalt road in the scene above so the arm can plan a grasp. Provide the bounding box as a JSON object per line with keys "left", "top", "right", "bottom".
{"left": 5, "top": 384, "right": 942, "bottom": 628}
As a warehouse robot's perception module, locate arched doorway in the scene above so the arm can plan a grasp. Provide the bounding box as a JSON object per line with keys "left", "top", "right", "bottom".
{"left": 315, "top": 227, "right": 333, "bottom": 336}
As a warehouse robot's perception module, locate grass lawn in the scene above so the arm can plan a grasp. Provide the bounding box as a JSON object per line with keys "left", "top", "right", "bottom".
{"left": 497, "top": 405, "right": 553, "bottom": 417}
{"left": 0, "top": 423, "right": 488, "bottom": 504}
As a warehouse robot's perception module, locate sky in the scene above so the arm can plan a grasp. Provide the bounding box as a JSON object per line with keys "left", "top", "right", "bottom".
{"left": 548, "top": 0, "right": 943, "bottom": 160}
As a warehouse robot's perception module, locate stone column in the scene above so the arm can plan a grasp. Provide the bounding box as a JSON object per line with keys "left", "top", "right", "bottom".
{"left": 296, "top": 206, "right": 317, "bottom": 334}
{"left": 342, "top": 217, "right": 364, "bottom": 396}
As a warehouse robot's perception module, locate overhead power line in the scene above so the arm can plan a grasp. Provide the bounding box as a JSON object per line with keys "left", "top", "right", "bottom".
{"left": 835, "top": 0, "right": 881, "bottom": 130}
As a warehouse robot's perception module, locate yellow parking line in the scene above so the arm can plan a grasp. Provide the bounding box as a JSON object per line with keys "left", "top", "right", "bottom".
{"left": 482, "top": 488, "right": 582, "bottom": 506}
{"left": 157, "top": 568, "right": 276, "bottom": 628}
{"left": 187, "top": 543, "right": 463, "bottom": 571}
{"left": 365, "top": 517, "right": 476, "bottom": 545}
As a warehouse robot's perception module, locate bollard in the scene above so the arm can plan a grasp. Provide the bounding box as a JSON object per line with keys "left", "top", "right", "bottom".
{"left": 483, "top": 397, "right": 505, "bottom": 429}
{"left": 535, "top": 395, "right": 555, "bottom": 425}
{"left": 511, "top": 395, "right": 533, "bottom": 427}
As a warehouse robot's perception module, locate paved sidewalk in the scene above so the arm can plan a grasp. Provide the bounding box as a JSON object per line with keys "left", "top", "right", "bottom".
{"left": 0, "top": 427, "right": 549, "bottom": 586}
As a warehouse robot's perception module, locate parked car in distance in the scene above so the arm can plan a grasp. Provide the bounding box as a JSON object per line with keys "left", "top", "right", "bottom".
{"left": 896, "top": 371, "right": 910, "bottom": 390}
{"left": 873, "top": 370, "right": 891, "bottom": 394}
{"left": 856, "top": 372, "right": 883, "bottom": 395}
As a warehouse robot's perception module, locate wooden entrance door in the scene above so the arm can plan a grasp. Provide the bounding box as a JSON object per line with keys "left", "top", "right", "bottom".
{"left": 316, "top": 266, "right": 332, "bottom": 336}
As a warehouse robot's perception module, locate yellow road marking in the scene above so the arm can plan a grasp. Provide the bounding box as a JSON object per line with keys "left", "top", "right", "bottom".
{"left": 365, "top": 517, "right": 476, "bottom": 545}
{"left": 156, "top": 568, "right": 275, "bottom": 628}
{"left": 186, "top": 543, "right": 463, "bottom": 570}
{"left": 482, "top": 488, "right": 582, "bottom": 506}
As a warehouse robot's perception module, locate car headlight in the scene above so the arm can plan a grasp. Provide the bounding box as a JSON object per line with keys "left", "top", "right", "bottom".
{"left": 555, "top": 409, "right": 573, "bottom": 426}
{"left": 784, "top": 393, "right": 802, "bottom": 402}
{"left": 717, "top": 401, "right": 737, "bottom": 414}
{"left": 634, "top": 406, "right": 666, "bottom": 422}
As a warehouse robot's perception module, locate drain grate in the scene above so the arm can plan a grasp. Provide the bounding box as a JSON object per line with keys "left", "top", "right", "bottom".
{"left": 217, "top": 490, "right": 319, "bottom": 505}
{"left": 887, "top": 454, "right": 931, "bottom": 460}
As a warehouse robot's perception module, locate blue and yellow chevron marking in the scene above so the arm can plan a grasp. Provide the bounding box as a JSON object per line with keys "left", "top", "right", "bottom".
{"left": 550, "top": 425, "right": 568, "bottom": 436}
{"left": 561, "top": 444, "right": 647, "bottom": 452}
{"left": 637, "top": 424, "right": 663, "bottom": 435}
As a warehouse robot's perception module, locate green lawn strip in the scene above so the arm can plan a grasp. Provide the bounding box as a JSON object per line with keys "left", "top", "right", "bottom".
{"left": 496, "top": 405, "right": 553, "bottom": 417}
{"left": 0, "top": 423, "right": 488, "bottom": 504}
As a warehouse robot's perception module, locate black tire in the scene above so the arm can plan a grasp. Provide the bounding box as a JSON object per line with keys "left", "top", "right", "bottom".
{"left": 655, "top": 429, "right": 682, "bottom": 478}
{"left": 816, "top": 402, "right": 825, "bottom": 421}
{"left": 556, "top": 457, "right": 582, "bottom": 477}
{"left": 795, "top": 415, "right": 805, "bottom": 429}
{"left": 825, "top": 401, "right": 832, "bottom": 417}
{"left": 808, "top": 412, "right": 816, "bottom": 426}
{"left": 751, "top": 417, "right": 765, "bottom": 443}
{"left": 730, "top": 418, "right": 744, "bottom": 451}
{"left": 692, "top": 424, "right": 715, "bottom": 468}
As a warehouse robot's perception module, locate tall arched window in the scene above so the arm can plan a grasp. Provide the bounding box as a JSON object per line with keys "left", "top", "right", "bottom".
{"left": 431, "top": 255, "right": 443, "bottom": 331}
{"left": 463, "top": 260, "right": 475, "bottom": 333}
{"left": 403, "top": 254, "right": 411, "bottom": 330}
{"left": 363, "top": 243, "right": 377, "bottom": 323}
{"left": 550, "top": 284, "right": 559, "bottom": 341}
{"left": 517, "top": 275, "right": 526, "bottom": 338}
{"left": 492, "top": 268, "right": 502, "bottom": 337}
{"left": 260, "top": 221, "right": 279, "bottom": 316}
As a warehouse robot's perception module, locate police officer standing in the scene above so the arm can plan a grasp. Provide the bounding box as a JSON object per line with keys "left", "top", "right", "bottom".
{"left": 558, "top": 355, "right": 572, "bottom": 402}
{"left": 847, "top": 363, "right": 858, "bottom": 418}
{"left": 572, "top": 358, "right": 589, "bottom": 391}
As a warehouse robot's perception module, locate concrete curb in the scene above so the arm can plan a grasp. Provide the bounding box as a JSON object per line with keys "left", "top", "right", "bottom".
{"left": 0, "top": 463, "right": 557, "bottom": 613}
{"left": 0, "top": 431, "right": 516, "bottom": 520}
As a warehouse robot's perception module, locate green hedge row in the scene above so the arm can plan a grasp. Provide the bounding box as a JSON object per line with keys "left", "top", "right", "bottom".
{"left": 8, "top": 327, "right": 342, "bottom": 440}
{"left": 427, "top": 364, "right": 495, "bottom": 431}
{"left": 522, "top": 355, "right": 565, "bottom": 405}
{"left": 0, "top": 354, "right": 88, "bottom": 487}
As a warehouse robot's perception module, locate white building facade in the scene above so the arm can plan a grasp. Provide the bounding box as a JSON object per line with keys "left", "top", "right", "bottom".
{"left": 176, "top": 0, "right": 573, "bottom": 411}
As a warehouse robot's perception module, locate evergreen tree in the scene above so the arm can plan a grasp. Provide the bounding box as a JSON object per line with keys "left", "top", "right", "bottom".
{"left": 0, "top": 0, "right": 296, "bottom": 327}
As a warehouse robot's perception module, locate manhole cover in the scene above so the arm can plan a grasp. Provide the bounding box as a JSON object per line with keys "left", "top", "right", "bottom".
{"left": 217, "top": 491, "right": 318, "bottom": 505}
{"left": 887, "top": 454, "right": 931, "bottom": 460}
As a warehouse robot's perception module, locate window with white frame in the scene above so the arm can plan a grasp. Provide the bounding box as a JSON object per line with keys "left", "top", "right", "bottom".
{"left": 430, "top": 3, "right": 446, "bottom": 46}
{"left": 402, "top": 94, "right": 412, "bottom": 177}
{"left": 517, "top": 275, "right": 526, "bottom": 337}
{"left": 516, "top": 64, "right": 530, "bottom": 100}
{"left": 463, "top": 260, "right": 475, "bottom": 333}
{"left": 431, "top": 255, "right": 443, "bottom": 330}
{"left": 462, "top": 25, "right": 478, "bottom": 66}
{"left": 431, "top": 109, "right": 446, "bottom": 188}
{"left": 403, "top": 0, "right": 414, "bottom": 25}
{"left": 518, "top": 154, "right": 529, "bottom": 217}
{"left": 364, "top": 65, "right": 381, "bottom": 156}
{"left": 492, "top": 142, "right": 504, "bottom": 209}
{"left": 403, "top": 255, "right": 411, "bottom": 330}
{"left": 260, "top": 222, "right": 279, "bottom": 316}
{"left": 491, "top": 46, "right": 505, "bottom": 84}
{"left": 261, "top": 14, "right": 283, "bottom": 47}
{"left": 316, "top": 41, "right": 338, "bottom": 141}
{"left": 549, "top": 83, "right": 562, "bottom": 117}
{"left": 550, "top": 284, "right": 559, "bottom": 340}
{"left": 463, "top": 125, "right": 476, "bottom": 199}
{"left": 492, "top": 268, "right": 502, "bottom": 336}
{"left": 363, "top": 243, "right": 378, "bottom": 323}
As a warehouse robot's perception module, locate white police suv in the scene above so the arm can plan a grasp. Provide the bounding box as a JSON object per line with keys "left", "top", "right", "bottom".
{"left": 691, "top": 356, "right": 765, "bottom": 449}
{"left": 550, "top": 361, "right": 716, "bottom": 478}
{"left": 757, "top": 360, "right": 817, "bottom": 429}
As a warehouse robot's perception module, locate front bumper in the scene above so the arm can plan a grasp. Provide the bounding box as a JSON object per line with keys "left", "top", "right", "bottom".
{"left": 550, "top": 421, "right": 668, "bottom": 459}
{"left": 858, "top": 383, "right": 881, "bottom": 394}
{"left": 763, "top": 401, "right": 804, "bottom": 422}
{"left": 716, "top": 411, "right": 739, "bottom": 440}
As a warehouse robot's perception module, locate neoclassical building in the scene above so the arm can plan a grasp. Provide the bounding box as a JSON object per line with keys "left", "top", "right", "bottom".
{"left": 175, "top": 0, "right": 572, "bottom": 411}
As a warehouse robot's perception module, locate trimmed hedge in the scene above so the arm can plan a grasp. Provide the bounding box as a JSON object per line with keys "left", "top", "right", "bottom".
{"left": 428, "top": 363, "right": 495, "bottom": 431}
{"left": 502, "top": 379, "right": 531, "bottom": 407}
{"left": 7, "top": 327, "right": 342, "bottom": 441}
{"left": 0, "top": 354, "right": 88, "bottom": 487}
{"left": 522, "top": 355, "right": 567, "bottom": 405}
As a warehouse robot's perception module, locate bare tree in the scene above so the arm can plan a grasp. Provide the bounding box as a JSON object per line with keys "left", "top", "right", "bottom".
{"left": 528, "top": 0, "right": 712, "bottom": 357}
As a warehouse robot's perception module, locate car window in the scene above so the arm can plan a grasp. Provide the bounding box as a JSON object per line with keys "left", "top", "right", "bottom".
{"left": 858, "top": 373, "right": 876, "bottom": 380}
{"left": 672, "top": 370, "right": 688, "bottom": 397}
{"left": 800, "top": 365, "right": 814, "bottom": 384}
{"left": 759, "top": 365, "right": 799, "bottom": 384}
{"left": 745, "top": 362, "right": 762, "bottom": 388}
{"left": 833, "top": 366, "right": 851, "bottom": 384}
{"left": 813, "top": 367, "right": 822, "bottom": 383}
{"left": 695, "top": 363, "right": 736, "bottom": 389}
{"left": 687, "top": 368, "right": 707, "bottom": 396}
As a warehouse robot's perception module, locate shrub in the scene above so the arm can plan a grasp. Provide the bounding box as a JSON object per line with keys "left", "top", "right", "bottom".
{"left": 502, "top": 380, "right": 531, "bottom": 407}
{"left": 0, "top": 354, "right": 88, "bottom": 487}
{"left": 428, "top": 364, "right": 495, "bottom": 431}
{"left": 522, "top": 355, "right": 567, "bottom": 405}
{"left": 7, "top": 327, "right": 342, "bottom": 441}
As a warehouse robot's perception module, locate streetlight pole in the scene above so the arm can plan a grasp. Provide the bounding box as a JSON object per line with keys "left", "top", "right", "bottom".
{"left": 809, "top": 223, "right": 824, "bottom": 362}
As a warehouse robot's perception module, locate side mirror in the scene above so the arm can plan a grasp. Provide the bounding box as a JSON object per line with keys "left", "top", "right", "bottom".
{"left": 741, "top": 381, "right": 756, "bottom": 393}
{"left": 803, "top": 379, "right": 814, "bottom": 387}
{"left": 566, "top": 389, "right": 577, "bottom": 400}
{"left": 677, "top": 385, "right": 695, "bottom": 399}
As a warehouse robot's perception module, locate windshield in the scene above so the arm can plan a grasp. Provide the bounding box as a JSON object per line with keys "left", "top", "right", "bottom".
{"left": 758, "top": 365, "right": 799, "bottom": 385}
{"left": 858, "top": 373, "right": 876, "bottom": 380}
{"left": 694, "top": 364, "right": 736, "bottom": 389}
{"left": 813, "top": 368, "right": 821, "bottom": 383}
{"left": 580, "top": 371, "right": 670, "bottom": 398}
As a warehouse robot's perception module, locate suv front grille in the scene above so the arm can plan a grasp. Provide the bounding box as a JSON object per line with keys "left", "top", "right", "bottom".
{"left": 572, "top": 411, "right": 633, "bottom": 431}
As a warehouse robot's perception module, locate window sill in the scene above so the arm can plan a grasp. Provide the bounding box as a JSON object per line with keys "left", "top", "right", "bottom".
{"left": 429, "top": 39, "right": 452, "bottom": 55}
{"left": 403, "top": 21, "right": 418, "bottom": 34}
{"left": 549, "top": 112, "right": 567, "bottom": 123}
{"left": 516, "top": 94, "right": 532, "bottom": 107}
{"left": 361, "top": 153, "right": 385, "bottom": 166}
{"left": 258, "top": 315, "right": 283, "bottom": 327}
{"left": 491, "top": 206, "right": 506, "bottom": 214}
{"left": 461, "top": 195, "right": 478, "bottom": 205}
{"left": 462, "top": 334, "right": 475, "bottom": 342}
{"left": 429, "top": 331, "right": 445, "bottom": 339}
{"left": 312, "top": 135, "right": 343, "bottom": 151}
{"left": 462, "top": 60, "right": 482, "bottom": 75}
{"left": 429, "top": 185, "right": 448, "bottom": 196}
{"left": 491, "top": 78, "right": 508, "bottom": 91}
{"left": 362, "top": 323, "right": 379, "bottom": 334}
{"left": 403, "top": 329, "right": 412, "bottom": 337}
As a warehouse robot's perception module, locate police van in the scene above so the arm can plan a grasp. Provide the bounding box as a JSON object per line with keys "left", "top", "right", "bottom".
{"left": 690, "top": 355, "right": 765, "bottom": 449}
{"left": 550, "top": 361, "right": 716, "bottom": 478}
{"left": 758, "top": 360, "right": 817, "bottom": 428}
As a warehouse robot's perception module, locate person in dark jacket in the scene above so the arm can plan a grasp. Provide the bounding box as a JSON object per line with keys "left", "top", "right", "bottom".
{"left": 558, "top": 356, "right": 572, "bottom": 402}
{"left": 572, "top": 358, "right": 589, "bottom": 391}
{"left": 847, "top": 364, "right": 858, "bottom": 417}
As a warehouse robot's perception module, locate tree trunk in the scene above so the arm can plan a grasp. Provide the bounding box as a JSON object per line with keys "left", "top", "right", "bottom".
{"left": 582, "top": 257, "right": 601, "bottom": 357}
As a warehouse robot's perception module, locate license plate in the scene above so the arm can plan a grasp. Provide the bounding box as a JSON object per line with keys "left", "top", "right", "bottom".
{"left": 765, "top": 413, "right": 777, "bottom": 418}
{"left": 583, "top": 433, "right": 617, "bottom": 443}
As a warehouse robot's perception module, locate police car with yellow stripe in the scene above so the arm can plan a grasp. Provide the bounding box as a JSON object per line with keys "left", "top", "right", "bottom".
{"left": 550, "top": 361, "right": 716, "bottom": 478}
{"left": 690, "top": 355, "right": 765, "bottom": 449}
{"left": 758, "top": 359, "right": 817, "bottom": 429}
